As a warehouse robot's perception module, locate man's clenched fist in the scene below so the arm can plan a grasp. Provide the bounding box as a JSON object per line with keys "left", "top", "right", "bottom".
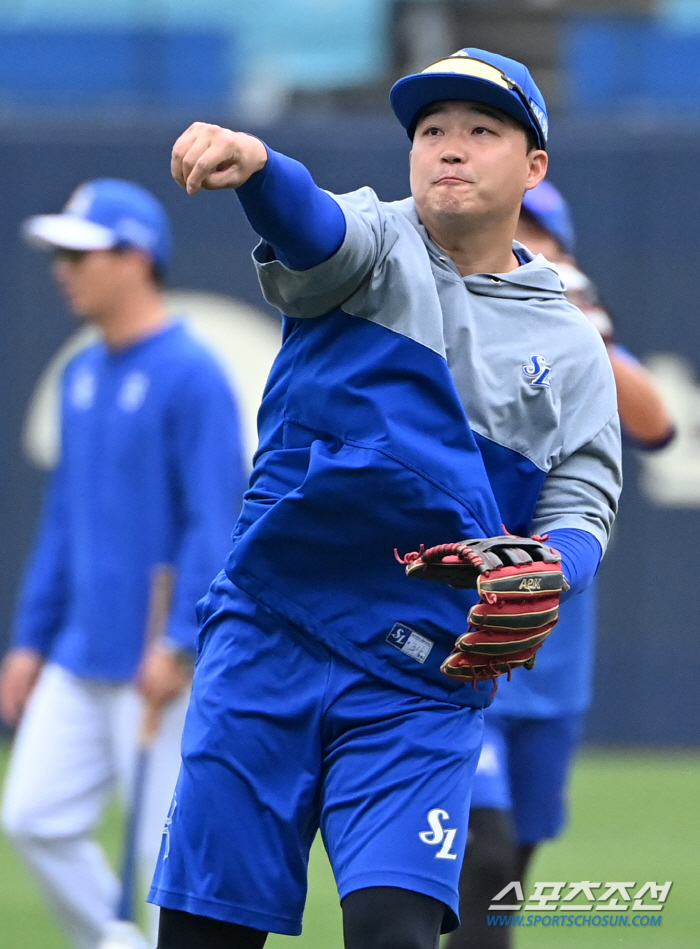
{"left": 171, "top": 122, "right": 268, "bottom": 195}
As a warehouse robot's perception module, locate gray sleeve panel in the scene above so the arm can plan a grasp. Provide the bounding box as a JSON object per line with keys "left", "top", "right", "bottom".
{"left": 340, "top": 208, "right": 448, "bottom": 358}
{"left": 530, "top": 414, "right": 622, "bottom": 552}
{"left": 252, "top": 190, "right": 449, "bottom": 357}
{"left": 547, "top": 318, "right": 620, "bottom": 468}
{"left": 253, "top": 187, "right": 390, "bottom": 320}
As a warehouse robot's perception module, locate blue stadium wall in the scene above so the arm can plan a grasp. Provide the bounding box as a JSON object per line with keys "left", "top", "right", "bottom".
{"left": 1, "top": 115, "right": 698, "bottom": 746}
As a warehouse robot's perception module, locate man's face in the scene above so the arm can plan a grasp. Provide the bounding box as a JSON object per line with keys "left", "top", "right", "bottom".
{"left": 409, "top": 100, "right": 547, "bottom": 230}
{"left": 51, "top": 248, "right": 140, "bottom": 319}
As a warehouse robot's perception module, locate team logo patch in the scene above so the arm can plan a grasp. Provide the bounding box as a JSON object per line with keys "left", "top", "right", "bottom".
{"left": 419, "top": 808, "right": 459, "bottom": 860}
{"left": 118, "top": 371, "right": 150, "bottom": 412}
{"left": 523, "top": 355, "right": 551, "bottom": 387}
{"left": 386, "top": 623, "right": 434, "bottom": 663}
{"left": 70, "top": 369, "right": 96, "bottom": 410}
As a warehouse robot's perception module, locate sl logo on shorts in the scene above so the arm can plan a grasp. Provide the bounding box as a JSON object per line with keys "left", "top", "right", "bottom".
{"left": 419, "top": 808, "right": 459, "bottom": 860}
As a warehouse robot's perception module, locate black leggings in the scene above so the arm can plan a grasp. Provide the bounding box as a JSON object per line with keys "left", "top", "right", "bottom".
{"left": 158, "top": 887, "right": 444, "bottom": 949}
{"left": 446, "top": 808, "right": 517, "bottom": 949}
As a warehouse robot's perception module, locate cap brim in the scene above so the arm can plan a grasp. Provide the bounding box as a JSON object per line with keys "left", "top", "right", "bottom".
{"left": 22, "top": 214, "right": 115, "bottom": 252}
{"left": 390, "top": 73, "right": 539, "bottom": 144}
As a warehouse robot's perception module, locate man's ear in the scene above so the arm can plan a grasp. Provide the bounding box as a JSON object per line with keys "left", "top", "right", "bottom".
{"left": 525, "top": 150, "right": 548, "bottom": 191}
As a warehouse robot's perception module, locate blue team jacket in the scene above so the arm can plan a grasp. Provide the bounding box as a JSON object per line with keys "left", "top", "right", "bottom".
{"left": 208, "top": 186, "right": 620, "bottom": 710}
{"left": 14, "top": 321, "right": 246, "bottom": 682}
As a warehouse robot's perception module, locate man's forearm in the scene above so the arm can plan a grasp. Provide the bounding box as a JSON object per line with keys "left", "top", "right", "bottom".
{"left": 608, "top": 346, "right": 675, "bottom": 448}
{"left": 236, "top": 147, "right": 346, "bottom": 270}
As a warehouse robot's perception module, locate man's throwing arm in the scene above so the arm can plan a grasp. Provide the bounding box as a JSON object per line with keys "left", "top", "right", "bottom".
{"left": 235, "top": 148, "right": 346, "bottom": 270}
{"left": 171, "top": 122, "right": 346, "bottom": 271}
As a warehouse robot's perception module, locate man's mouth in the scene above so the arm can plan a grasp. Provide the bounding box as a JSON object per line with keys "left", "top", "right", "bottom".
{"left": 434, "top": 175, "right": 473, "bottom": 185}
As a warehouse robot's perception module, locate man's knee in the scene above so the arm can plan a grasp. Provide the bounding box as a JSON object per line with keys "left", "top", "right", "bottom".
{"left": 1, "top": 791, "right": 66, "bottom": 846}
{"left": 342, "top": 886, "right": 443, "bottom": 949}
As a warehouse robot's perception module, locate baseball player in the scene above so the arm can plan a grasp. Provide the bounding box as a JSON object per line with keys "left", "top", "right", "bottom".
{"left": 0, "top": 180, "right": 247, "bottom": 949}
{"left": 447, "top": 180, "right": 675, "bottom": 949}
{"left": 148, "top": 49, "right": 622, "bottom": 949}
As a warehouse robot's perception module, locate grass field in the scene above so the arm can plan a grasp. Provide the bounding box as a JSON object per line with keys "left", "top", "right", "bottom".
{"left": 1, "top": 743, "right": 698, "bottom": 948}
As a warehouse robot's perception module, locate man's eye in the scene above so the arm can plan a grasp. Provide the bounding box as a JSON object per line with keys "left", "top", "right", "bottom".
{"left": 424, "top": 126, "right": 442, "bottom": 136}
{"left": 473, "top": 126, "right": 492, "bottom": 135}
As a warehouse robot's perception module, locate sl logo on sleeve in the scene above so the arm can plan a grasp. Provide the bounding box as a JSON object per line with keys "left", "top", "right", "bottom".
{"left": 419, "top": 808, "right": 459, "bottom": 860}
{"left": 523, "top": 355, "right": 551, "bottom": 387}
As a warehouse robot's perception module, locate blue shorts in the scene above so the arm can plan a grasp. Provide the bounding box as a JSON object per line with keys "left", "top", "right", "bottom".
{"left": 148, "top": 582, "right": 484, "bottom": 935}
{"left": 470, "top": 712, "right": 584, "bottom": 845}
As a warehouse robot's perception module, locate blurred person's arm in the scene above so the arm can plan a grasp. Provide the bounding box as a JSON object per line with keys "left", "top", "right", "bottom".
{"left": 0, "top": 468, "right": 70, "bottom": 725}
{"left": 607, "top": 344, "right": 675, "bottom": 449}
{"left": 137, "top": 361, "right": 247, "bottom": 709}
{"left": 559, "top": 262, "right": 675, "bottom": 450}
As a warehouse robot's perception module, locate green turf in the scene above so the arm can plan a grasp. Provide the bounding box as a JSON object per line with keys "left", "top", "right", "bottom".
{"left": 0, "top": 742, "right": 697, "bottom": 948}
{"left": 515, "top": 749, "right": 700, "bottom": 949}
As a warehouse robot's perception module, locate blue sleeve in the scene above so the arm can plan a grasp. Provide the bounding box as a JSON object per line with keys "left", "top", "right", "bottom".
{"left": 164, "top": 363, "right": 248, "bottom": 652}
{"left": 235, "top": 146, "right": 346, "bottom": 270}
{"left": 546, "top": 527, "right": 602, "bottom": 600}
{"left": 13, "top": 467, "right": 69, "bottom": 655}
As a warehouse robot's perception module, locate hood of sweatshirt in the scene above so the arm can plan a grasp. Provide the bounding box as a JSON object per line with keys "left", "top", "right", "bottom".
{"left": 392, "top": 196, "right": 566, "bottom": 300}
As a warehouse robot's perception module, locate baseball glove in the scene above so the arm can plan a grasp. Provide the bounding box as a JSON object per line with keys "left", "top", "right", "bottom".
{"left": 396, "top": 535, "right": 569, "bottom": 682}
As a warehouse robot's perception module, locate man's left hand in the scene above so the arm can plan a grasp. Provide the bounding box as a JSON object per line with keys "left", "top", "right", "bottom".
{"left": 136, "top": 642, "right": 193, "bottom": 708}
{"left": 398, "top": 534, "right": 569, "bottom": 682}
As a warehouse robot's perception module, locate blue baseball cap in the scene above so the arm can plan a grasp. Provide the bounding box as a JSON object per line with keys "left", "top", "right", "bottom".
{"left": 521, "top": 180, "right": 575, "bottom": 255}
{"left": 22, "top": 179, "right": 172, "bottom": 271}
{"left": 390, "top": 47, "right": 548, "bottom": 150}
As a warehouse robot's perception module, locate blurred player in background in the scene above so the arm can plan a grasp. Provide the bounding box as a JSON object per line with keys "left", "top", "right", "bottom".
{"left": 447, "top": 179, "right": 675, "bottom": 949}
{"left": 0, "top": 180, "right": 247, "bottom": 949}
{"left": 148, "top": 50, "right": 621, "bottom": 949}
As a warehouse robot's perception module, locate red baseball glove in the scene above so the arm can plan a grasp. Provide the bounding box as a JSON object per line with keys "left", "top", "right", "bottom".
{"left": 397, "top": 535, "right": 569, "bottom": 682}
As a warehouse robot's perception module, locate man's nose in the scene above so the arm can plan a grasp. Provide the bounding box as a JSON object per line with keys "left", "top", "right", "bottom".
{"left": 442, "top": 152, "right": 463, "bottom": 163}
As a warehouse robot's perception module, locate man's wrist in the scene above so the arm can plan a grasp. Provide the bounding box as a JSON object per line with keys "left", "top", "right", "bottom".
{"left": 242, "top": 134, "right": 269, "bottom": 177}
{"left": 160, "top": 638, "right": 196, "bottom": 668}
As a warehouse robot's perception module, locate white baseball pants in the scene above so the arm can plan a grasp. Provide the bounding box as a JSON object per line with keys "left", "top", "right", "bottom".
{"left": 1, "top": 663, "right": 189, "bottom": 949}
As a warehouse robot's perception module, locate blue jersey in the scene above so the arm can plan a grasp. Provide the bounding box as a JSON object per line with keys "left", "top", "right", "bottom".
{"left": 199, "top": 179, "right": 621, "bottom": 709}
{"left": 14, "top": 321, "right": 246, "bottom": 682}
